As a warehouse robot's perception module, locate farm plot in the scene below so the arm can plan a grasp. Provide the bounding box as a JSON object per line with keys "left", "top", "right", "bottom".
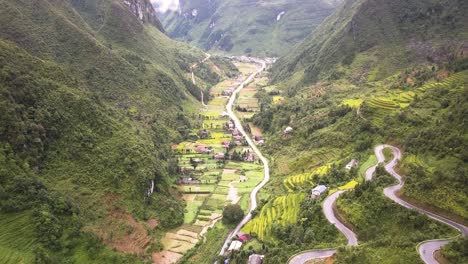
{"left": 283, "top": 164, "right": 332, "bottom": 191}
{"left": 329, "top": 180, "right": 359, "bottom": 195}
{"left": 364, "top": 97, "right": 400, "bottom": 126}
{"left": 417, "top": 70, "right": 468, "bottom": 92}
{"left": 342, "top": 98, "right": 363, "bottom": 107}
{"left": 161, "top": 229, "right": 200, "bottom": 254}
{"left": 242, "top": 193, "right": 306, "bottom": 241}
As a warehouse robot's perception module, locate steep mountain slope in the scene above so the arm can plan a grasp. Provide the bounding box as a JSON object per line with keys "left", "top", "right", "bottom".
{"left": 236, "top": 0, "right": 468, "bottom": 263}
{"left": 272, "top": 0, "right": 468, "bottom": 86}
{"left": 156, "top": 0, "right": 342, "bottom": 56}
{"left": 0, "top": 0, "right": 224, "bottom": 262}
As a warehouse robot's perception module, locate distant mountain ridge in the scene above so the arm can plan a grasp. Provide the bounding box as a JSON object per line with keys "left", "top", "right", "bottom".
{"left": 157, "top": 0, "right": 342, "bottom": 56}
{"left": 271, "top": 0, "right": 468, "bottom": 86}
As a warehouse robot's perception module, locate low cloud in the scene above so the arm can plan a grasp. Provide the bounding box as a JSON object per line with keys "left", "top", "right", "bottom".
{"left": 151, "top": 0, "right": 179, "bottom": 13}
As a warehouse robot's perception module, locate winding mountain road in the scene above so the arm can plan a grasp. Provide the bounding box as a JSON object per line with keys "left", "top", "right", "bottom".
{"left": 289, "top": 190, "right": 358, "bottom": 264}
{"left": 374, "top": 145, "right": 468, "bottom": 264}
{"left": 289, "top": 144, "right": 467, "bottom": 264}
{"left": 219, "top": 60, "right": 269, "bottom": 256}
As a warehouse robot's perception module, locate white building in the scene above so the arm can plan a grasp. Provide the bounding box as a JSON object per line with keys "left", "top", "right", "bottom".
{"left": 228, "top": 240, "right": 243, "bottom": 252}
{"left": 284, "top": 126, "right": 293, "bottom": 134}
{"left": 311, "top": 185, "right": 327, "bottom": 199}
{"left": 345, "top": 159, "right": 358, "bottom": 170}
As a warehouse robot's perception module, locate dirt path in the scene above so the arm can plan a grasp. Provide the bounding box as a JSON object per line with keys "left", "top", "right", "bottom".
{"left": 191, "top": 53, "right": 211, "bottom": 106}
{"left": 227, "top": 181, "right": 240, "bottom": 204}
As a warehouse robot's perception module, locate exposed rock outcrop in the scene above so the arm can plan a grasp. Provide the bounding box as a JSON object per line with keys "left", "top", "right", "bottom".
{"left": 123, "top": 0, "right": 165, "bottom": 32}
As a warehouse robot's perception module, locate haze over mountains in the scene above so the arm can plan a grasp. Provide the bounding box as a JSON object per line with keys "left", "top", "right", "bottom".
{"left": 155, "top": 0, "right": 342, "bottom": 56}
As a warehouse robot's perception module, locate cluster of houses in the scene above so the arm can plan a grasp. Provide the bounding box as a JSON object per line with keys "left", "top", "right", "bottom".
{"left": 225, "top": 233, "right": 264, "bottom": 264}
{"left": 222, "top": 88, "right": 234, "bottom": 96}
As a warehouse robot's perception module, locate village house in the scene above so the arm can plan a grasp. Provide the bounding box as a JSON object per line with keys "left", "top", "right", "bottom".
{"left": 227, "top": 121, "right": 235, "bottom": 130}
{"left": 233, "top": 135, "right": 243, "bottom": 141}
{"left": 345, "top": 159, "right": 358, "bottom": 170}
{"left": 214, "top": 153, "right": 225, "bottom": 159}
{"left": 228, "top": 240, "right": 243, "bottom": 252}
{"left": 244, "top": 153, "right": 255, "bottom": 162}
{"left": 311, "top": 185, "right": 327, "bottom": 199}
{"left": 222, "top": 88, "right": 234, "bottom": 96}
{"left": 222, "top": 140, "right": 231, "bottom": 149}
{"left": 256, "top": 139, "right": 264, "bottom": 146}
{"left": 232, "top": 128, "right": 240, "bottom": 136}
{"left": 284, "top": 126, "right": 293, "bottom": 134}
{"left": 195, "top": 145, "right": 213, "bottom": 154}
{"left": 248, "top": 254, "right": 264, "bottom": 264}
{"left": 179, "top": 177, "right": 199, "bottom": 185}
{"left": 220, "top": 111, "right": 229, "bottom": 118}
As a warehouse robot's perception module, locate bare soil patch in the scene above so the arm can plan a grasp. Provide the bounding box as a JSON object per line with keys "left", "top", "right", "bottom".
{"left": 152, "top": 250, "right": 183, "bottom": 264}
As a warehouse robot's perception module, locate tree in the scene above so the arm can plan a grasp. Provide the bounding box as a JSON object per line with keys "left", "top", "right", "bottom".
{"left": 222, "top": 204, "right": 244, "bottom": 224}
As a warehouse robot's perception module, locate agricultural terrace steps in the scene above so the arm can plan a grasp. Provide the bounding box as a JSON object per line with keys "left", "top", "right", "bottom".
{"left": 219, "top": 59, "right": 268, "bottom": 257}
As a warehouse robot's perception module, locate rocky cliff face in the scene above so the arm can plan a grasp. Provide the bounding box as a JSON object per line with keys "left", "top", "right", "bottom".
{"left": 123, "top": 0, "right": 164, "bottom": 32}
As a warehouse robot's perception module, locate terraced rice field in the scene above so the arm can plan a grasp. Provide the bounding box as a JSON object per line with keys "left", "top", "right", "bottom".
{"left": 242, "top": 193, "right": 306, "bottom": 241}
{"left": 329, "top": 180, "right": 359, "bottom": 195}
{"left": 283, "top": 164, "right": 332, "bottom": 191}
{"left": 365, "top": 97, "right": 400, "bottom": 125}
{"left": 342, "top": 98, "right": 363, "bottom": 107}
{"left": 417, "top": 70, "right": 468, "bottom": 92}
{"left": 0, "top": 212, "right": 36, "bottom": 264}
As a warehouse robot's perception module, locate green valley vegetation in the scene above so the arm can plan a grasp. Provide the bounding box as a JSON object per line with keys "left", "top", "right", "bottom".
{"left": 0, "top": 0, "right": 234, "bottom": 262}
{"left": 222, "top": 204, "right": 244, "bottom": 224}
{"left": 229, "top": 0, "right": 468, "bottom": 263}
{"left": 156, "top": 0, "right": 342, "bottom": 57}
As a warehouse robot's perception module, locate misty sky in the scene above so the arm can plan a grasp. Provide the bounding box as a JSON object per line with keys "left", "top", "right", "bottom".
{"left": 151, "top": 0, "right": 179, "bottom": 13}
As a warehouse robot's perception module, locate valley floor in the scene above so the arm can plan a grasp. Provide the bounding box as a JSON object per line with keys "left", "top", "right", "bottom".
{"left": 154, "top": 57, "right": 268, "bottom": 264}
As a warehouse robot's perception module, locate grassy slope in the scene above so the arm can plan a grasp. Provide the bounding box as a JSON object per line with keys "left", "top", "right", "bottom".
{"left": 159, "top": 0, "right": 341, "bottom": 56}
{"left": 0, "top": 0, "right": 225, "bottom": 262}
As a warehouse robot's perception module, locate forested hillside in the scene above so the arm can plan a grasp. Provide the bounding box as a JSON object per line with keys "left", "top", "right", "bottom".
{"left": 0, "top": 0, "right": 227, "bottom": 262}
{"left": 157, "top": 0, "right": 341, "bottom": 56}
{"left": 237, "top": 0, "right": 468, "bottom": 262}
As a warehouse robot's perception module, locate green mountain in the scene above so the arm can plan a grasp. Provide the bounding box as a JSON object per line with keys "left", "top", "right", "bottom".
{"left": 271, "top": 0, "right": 468, "bottom": 86}
{"left": 243, "top": 0, "right": 468, "bottom": 262}
{"left": 0, "top": 0, "right": 232, "bottom": 262}
{"left": 157, "top": 0, "right": 342, "bottom": 57}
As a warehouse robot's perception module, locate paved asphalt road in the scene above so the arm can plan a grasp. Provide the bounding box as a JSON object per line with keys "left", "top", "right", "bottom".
{"left": 290, "top": 144, "right": 467, "bottom": 264}
{"left": 288, "top": 191, "right": 358, "bottom": 264}
{"left": 289, "top": 249, "right": 337, "bottom": 264}
{"left": 323, "top": 190, "right": 358, "bottom": 246}
{"left": 219, "top": 60, "right": 268, "bottom": 256}
{"left": 375, "top": 145, "right": 468, "bottom": 264}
